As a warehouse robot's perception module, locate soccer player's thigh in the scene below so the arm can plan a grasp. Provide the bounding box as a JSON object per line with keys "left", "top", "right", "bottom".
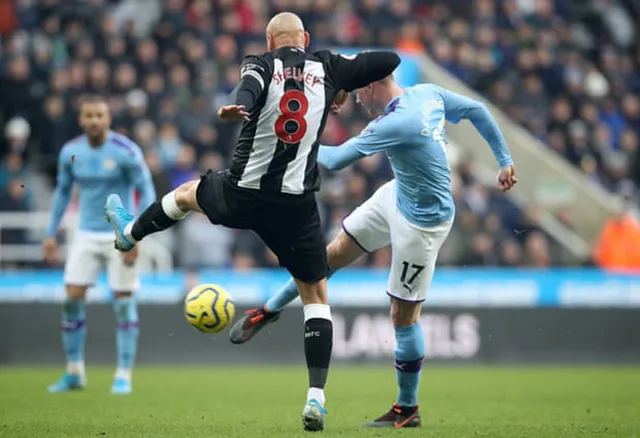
{"left": 104, "top": 241, "right": 139, "bottom": 294}
{"left": 339, "top": 180, "right": 395, "bottom": 261}
{"left": 63, "top": 235, "right": 103, "bottom": 297}
{"left": 387, "top": 215, "right": 453, "bottom": 304}
{"left": 256, "top": 198, "right": 329, "bottom": 302}
{"left": 194, "top": 170, "right": 251, "bottom": 227}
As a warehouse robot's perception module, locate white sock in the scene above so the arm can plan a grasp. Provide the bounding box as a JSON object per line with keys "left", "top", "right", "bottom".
{"left": 115, "top": 367, "right": 132, "bottom": 381}
{"left": 67, "top": 361, "right": 85, "bottom": 376}
{"left": 161, "top": 190, "right": 189, "bottom": 220}
{"left": 124, "top": 222, "right": 136, "bottom": 241}
{"left": 303, "top": 303, "right": 332, "bottom": 322}
{"left": 307, "top": 387, "right": 326, "bottom": 406}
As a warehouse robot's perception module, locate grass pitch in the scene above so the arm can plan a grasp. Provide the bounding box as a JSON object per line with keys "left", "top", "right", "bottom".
{"left": 0, "top": 366, "right": 639, "bottom": 437}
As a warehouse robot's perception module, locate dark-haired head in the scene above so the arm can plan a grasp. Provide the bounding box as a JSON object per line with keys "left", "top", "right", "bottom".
{"left": 78, "top": 94, "right": 111, "bottom": 145}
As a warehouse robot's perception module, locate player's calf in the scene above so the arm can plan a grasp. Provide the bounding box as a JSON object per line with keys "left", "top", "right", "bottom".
{"left": 112, "top": 292, "right": 138, "bottom": 395}
{"left": 49, "top": 289, "right": 88, "bottom": 393}
{"left": 364, "top": 298, "right": 424, "bottom": 428}
{"left": 297, "top": 278, "right": 332, "bottom": 431}
{"left": 105, "top": 181, "right": 198, "bottom": 252}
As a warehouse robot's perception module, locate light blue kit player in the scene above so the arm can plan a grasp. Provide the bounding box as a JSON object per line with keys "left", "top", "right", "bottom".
{"left": 229, "top": 76, "right": 518, "bottom": 427}
{"left": 43, "top": 95, "right": 156, "bottom": 395}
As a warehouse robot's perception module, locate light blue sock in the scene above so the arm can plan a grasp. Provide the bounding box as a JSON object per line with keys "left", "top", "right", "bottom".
{"left": 394, "top": 323, "right": 425, "bottom": 407}
{"left": 61, "top": 297, "right": 86, "bottom": 368}
{"left": 264, "top": 278, "right": 299, "bottom": 312}
{"left": 264, "top": 270, "right": 336, "bottom": 312}
{"left": 114, "top": 298, "right": 139, "bottom": 374}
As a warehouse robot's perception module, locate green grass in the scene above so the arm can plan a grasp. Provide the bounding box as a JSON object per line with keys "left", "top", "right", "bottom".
{"left": 0, "top": 366, "right": 639, "bottom": 437}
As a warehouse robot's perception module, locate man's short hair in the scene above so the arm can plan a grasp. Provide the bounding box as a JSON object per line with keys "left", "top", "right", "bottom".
{"left": 78, "top": 93, "right": 109, "bottom": 107}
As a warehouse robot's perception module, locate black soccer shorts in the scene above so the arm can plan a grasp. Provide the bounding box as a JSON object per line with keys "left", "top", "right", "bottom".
{"left": 195, "top": 170, "right": 329, "bottom": 283}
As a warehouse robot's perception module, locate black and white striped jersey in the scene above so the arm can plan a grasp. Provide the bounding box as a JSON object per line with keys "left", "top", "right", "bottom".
{"left": 227, "top": 47, "right": 400, "bottom": 195}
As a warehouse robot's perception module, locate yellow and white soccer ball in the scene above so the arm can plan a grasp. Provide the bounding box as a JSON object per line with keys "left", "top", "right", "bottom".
{"left": 184, "top": 284, "right": 235, "bottom": 333}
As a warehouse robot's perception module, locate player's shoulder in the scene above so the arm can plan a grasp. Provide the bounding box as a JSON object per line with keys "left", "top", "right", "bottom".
{"left": 310, "top": 49, "right": 333, "bottom": 61}
{"left": 242, "top": 51, "right": 271, "bottom": 62}
{"left": 241, "top": 51, "right": 274, "bottom": 67}
{"left": 310, "top": 49, "right": 349, "bottom": 66}
{"left": 361, "top": 101, "right": 404, "bottom": 138}
{"left": 240, "top": 52, "right": 274, "bottom": 76}
{"left": 408, "top": 83, "right": 444, "bottom": 97}
{"left": 107, "top": 131, "right": 143, "bottom": 158}
{"left": 60, "top": 135, "right": 85, "bottom": 156}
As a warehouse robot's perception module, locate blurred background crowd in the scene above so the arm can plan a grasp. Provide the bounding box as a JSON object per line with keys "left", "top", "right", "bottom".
{"left": 0, "top": 0, "right": 639, "bottom": 270}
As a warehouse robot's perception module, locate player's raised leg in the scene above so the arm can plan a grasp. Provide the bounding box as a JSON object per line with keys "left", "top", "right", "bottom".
{"left": 229, "top": 229, "right": 366, "bottom": 344}
{"left": 105, "top": 179, "right": 199, "bottom": 251}
{"left": 364, "top": 298, "right": 424, "bottom": 428}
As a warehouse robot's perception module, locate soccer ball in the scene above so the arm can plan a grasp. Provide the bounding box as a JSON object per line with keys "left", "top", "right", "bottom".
{"left": 184, "top": 284, "right": 235, "bottom": 333}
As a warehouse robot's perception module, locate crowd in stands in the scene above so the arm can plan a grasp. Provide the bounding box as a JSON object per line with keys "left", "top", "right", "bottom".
{"left": 0, "top": 0, "right": 638, "bottom": 270}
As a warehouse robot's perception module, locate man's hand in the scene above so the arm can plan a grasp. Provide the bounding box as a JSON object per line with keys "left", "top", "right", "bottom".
{"left": 121, "top": 244, "right": 139, "bottom": 266}
{"left": 43, "top": 237, "right": 59, "bottom": 265}
{"left": 330, "top": 90, "right": 349, "bottom": 115}
{"left": 497, "top": 165, "right": 518, "bottom": 192}
{"left": 217, "top": 105, "right": 251, "bottom": 122}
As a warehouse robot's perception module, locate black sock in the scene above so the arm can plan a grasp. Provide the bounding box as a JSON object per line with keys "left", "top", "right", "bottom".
{"left": 131, "top": 200, "right": 179, "bottom": 241}
{"left": 304, "top": 317, "right": 333, "bottom": 389}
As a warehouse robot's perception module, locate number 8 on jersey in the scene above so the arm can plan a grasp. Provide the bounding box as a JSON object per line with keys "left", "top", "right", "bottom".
{"left": 275, "top": 90, "right": 310, "bottom": 144}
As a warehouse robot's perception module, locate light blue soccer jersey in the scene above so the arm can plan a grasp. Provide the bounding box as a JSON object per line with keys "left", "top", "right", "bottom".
{"left": 318, "top": 84, "right": 513, "bottom": 228}
{"left": 47, "top": 131, "right": 156, "bottom": 236}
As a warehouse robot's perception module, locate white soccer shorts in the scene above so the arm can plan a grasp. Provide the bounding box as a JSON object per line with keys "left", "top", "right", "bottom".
{"left": 341, "top": 180, "right": 452, "bottom": 302}
{"left": 64, "top": 231, "right": 139, "bottom": 291}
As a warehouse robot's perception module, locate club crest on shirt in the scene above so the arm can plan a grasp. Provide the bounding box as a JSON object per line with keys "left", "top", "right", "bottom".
{"left": 103, "top": 158, "right": 116, "bottom": 170}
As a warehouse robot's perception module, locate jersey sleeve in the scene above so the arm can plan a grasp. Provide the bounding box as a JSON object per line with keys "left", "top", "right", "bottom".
{"left": 324, "top": 51, "right": 401, "bottom": 92}
{"left": 344, "top": 114, "right": 402, "bottom": 156}
{"left": 46, "top": 147, "right": 74, "bottom": 237}
{"left": 232, "top": 55, "right": 271, "bottom": 112}
{"left": 317, "top": 143, "right": 366, "bottom": 171}
{"left": 440, "top": 87, "right": 513, "bottom": 168}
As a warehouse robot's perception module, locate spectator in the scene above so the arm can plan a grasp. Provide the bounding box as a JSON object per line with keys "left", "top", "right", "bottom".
{"left": 593, "top": 186, "right": 640, "bottom": 273}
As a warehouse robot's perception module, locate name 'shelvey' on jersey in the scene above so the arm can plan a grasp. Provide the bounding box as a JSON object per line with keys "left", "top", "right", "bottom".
{"left": 272, "top": 67, "right": 322, "bottom": 87}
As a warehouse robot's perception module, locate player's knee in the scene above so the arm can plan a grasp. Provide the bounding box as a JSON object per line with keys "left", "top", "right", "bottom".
{"left": 327, "top": 231, "right": 364, "bottom": 270}
{"left": 113, "top": 291, "right": 133, "bottom": 299}
{"left": 296, "top": 278, "right": 328, "bottom": 305}
{"left": 390, "top": 298, "right": 421, "bottom": 327}
{"left": 65, "top": 285, "right": 87, "bottom": 300}
{"left": 174, "top": 180, "right": 200, "bottom": 211}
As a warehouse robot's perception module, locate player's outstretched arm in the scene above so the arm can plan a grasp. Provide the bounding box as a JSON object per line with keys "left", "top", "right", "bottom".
{"left": 318, "top": 114, "right": 400, "bottom": 171}
{"left": 329, "top": 51, "right": 401, "bottom": 92}
{"left": 317, "top": 143, "right": 366, "bottom": 171}
{"left": 441, "top": 89, "right": 513, "bottom": 169}
{"left": 441, "top": 88, "right": 517, "bottom": 191}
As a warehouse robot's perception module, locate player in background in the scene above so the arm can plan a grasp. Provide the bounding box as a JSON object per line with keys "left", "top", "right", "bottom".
{"left": 229, "top": 75, "right": 518, "bottom": 428}
{"left": 104, "top": 12, "right": 399, "bottom": 431}
{"left": 43, "top": 94, "right": 156, "bottom": 395}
